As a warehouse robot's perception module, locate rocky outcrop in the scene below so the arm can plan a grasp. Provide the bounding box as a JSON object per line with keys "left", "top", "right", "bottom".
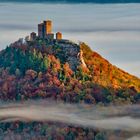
{"left": 55, "top": 40, "right": 88, "bottom": 71}
{"left": 56, "top": 40, "right": 81, "bottom": 71}
{"left": 78, "top": 50, "right": 87, "bottom": 68}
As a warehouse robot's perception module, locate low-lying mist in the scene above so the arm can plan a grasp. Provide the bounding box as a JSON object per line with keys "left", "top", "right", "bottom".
{"left": 0, "top": 100, "right": 140, "bottom": 140}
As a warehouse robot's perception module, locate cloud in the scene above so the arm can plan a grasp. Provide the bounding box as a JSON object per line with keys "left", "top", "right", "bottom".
{"left": 0, "top": 100, "right": 140, "bottom": 131}
{"left": 127, "top": 136, "right": 140, "bottom": 140}
{"left": 0, "top": 23, "right": 33, "bottom": 30}
{"left": 0, "top": 100, "right": 140, "bottom": 139}
{"left": 62, "top": 28, "right": 140, "bottom": 33}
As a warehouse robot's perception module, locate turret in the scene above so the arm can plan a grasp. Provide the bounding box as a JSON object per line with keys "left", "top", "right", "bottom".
{"left": 56, "top": 32, "right": 62, "bottom": 40}
{"left": 30, "top": 32, "right": 36, "bottom": 41}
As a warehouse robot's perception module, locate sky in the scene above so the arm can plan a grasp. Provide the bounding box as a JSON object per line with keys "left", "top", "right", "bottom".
{"left": 0, "top": 3, "right": 140, "bottom": 77}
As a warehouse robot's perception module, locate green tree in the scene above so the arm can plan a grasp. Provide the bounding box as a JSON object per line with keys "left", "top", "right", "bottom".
{"left": 40, "top": 56, "right": 49, "bottom": 72}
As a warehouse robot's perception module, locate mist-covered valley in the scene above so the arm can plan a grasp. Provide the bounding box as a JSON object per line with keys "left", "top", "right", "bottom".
{"left": 0, "top": 100, "right": 140, "bottom": 140}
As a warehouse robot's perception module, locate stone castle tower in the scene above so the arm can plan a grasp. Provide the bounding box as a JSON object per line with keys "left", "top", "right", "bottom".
{"left": 38, "top": 23, "right": 44, "bottom": 38}
{"left": 37, "top": 20, "right": 62, "bottom": 40}
{"left": 44, "top": 20, "right": 52, "bottom": 34}
{"left": 38, "top": 20, "right": 53, "bottom": 39}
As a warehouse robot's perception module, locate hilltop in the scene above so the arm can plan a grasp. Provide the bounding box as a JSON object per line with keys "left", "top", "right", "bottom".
{"left": 0, "top": 20, "right": 140, "bottom": 104}
{"left": 0, "top": 36, "right": 140, "bottom": 104}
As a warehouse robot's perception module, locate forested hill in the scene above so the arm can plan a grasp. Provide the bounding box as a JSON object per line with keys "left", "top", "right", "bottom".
{"left": 80, "top": 43, "right": 140, "bottom": 92}
{"left": 0, "top": 0, "right": 140, "bottom": 3}
{"left": 0, "top": 38, "right": 140, "bottom": 104}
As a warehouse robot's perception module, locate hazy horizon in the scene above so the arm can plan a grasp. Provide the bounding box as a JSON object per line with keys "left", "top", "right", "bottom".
{"left": 0, "top": 0, "right": 140, "bottom": 4}
{"left": 0, "top": 2, "right": 140, "bottom": 77}
{"left": 0, "top": 0, "right": 140, "bottom": 3}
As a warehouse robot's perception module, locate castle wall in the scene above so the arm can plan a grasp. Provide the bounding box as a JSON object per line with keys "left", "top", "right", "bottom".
{"left": 45, "top": 33, "right": 54, "bottom": 40}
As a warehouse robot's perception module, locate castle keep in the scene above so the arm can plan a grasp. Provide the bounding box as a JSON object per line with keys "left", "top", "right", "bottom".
{"left": 35, "top": 20, "right": 62, "bottom": 40}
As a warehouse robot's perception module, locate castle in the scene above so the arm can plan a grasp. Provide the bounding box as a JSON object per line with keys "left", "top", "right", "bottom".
{"left": 30, "top": 20, "right": 62, "bottom": 41}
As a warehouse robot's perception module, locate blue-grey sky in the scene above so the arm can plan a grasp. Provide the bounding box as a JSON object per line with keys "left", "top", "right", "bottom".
{"left": 0, "top": 3, "right": 140, "bottom": 77}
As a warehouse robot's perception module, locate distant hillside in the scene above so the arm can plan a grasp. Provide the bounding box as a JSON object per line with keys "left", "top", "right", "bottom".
{"left": 0, "top": 38, "right": 140, "bottom": 104}
{"left": 1, "top": 0, "right": 140, "bottom": 3}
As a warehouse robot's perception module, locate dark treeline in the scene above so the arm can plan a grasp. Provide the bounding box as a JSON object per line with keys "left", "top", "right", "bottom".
{"left": 0, "top": 0, "right": 140, "bottom": 3}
